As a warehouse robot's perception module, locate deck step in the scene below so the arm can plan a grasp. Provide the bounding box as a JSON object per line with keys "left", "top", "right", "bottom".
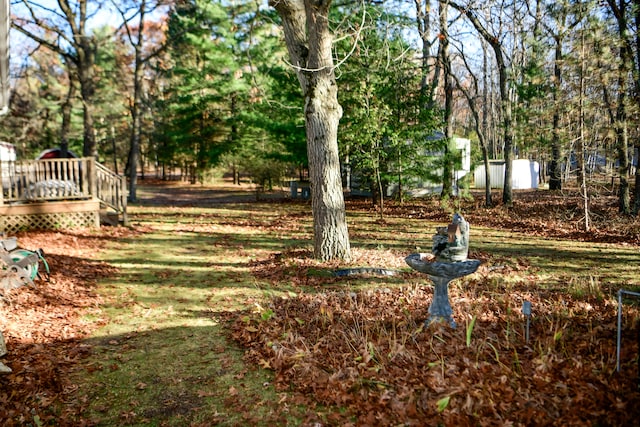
{"left": 100, "top": 210, "right": 121, "bottom": 226}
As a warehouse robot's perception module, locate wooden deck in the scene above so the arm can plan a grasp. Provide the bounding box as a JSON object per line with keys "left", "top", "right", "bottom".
{"left": 0, "top": 158, "right": 127, "bottom": 233}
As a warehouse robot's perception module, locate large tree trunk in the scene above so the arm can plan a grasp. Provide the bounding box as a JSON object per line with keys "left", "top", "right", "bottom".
{"left": 79, "top": 80, "right": 97, "bottom": 158}
{"left": 578, "top": 32, "right": 590, "bottom": 231}
{"left": 127, "top": 63, "right": 142, "bottom": 202}
{"left": 612, "top": 0, "right": 631, "bottom": 214}
{"left": 634, "top": 143, "right": 640, "bottom": 215}
{"left": 271, "top": 0, "right": 351, "bottom": 261}
{"left": 497, "top": 52, "right": 514, "bottom": 207}
{"left": 415, "top": 0, "right": 439, "bottom": 102}
{"left": 68, "top": 0, "right": 97, "bottom": 158}
{"left": 481, "top": 41, "right": 492, "bottom": 207}
{"left": 613, "top": 109, "right": 630, "bottom": 214}
{"left": 605, "top": 0, "right": 632, "bottom": 214}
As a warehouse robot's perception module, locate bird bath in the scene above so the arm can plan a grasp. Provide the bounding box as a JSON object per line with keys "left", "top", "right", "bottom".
{"left": 405, "top": 213, "right": 480, "bottom": 328}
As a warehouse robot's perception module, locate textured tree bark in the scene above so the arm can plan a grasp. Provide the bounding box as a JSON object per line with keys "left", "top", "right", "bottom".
{"left": 549, "top": 39, "right": 563, "bottom": 191}
{"left": 634, "top": 0, "right": 640, "bottom": 215}
{"left": 271, "top": 0, "right": 351, "bottom": 261}
{"left": 127, "top": 56, "right": 142, "bottom": 202}
{"left": 604, "top": 0, "right": 632, "bottom": 214}
{"left": 548, "top": 15, "right": 565, "bottom": 192}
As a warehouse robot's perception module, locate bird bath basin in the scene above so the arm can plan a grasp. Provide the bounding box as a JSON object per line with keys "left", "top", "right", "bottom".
{"left": 406, "top": 214, "right": 480, "bottom": 328}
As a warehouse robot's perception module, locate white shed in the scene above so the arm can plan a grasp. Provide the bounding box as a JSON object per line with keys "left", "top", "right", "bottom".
{"left": 0, "top": 141, "right": 15, "bottom": 161}
{"left": 474, "top": 159, "right": 539, "bottom": 189}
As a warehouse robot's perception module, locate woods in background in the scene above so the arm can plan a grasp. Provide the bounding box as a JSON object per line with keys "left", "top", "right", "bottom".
{"left": 3, "top": 0, "right": 639, "bottom": 219}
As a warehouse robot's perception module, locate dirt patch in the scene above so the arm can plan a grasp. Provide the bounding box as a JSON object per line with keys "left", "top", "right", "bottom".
{"left": 135, "top": 179, "right": 288, "bottom": 206}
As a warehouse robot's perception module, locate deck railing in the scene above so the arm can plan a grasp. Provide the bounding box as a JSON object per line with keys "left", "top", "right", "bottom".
{"left": 95, "top": 161, "right": 128, "bottom": 224}
{"left": 0, "top": 157, "right": 127, "bottom": 222}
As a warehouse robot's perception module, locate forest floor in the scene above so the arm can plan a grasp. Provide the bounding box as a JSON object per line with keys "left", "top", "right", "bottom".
{"left": 0, "top": 180, "right": 639, "bottom": 426}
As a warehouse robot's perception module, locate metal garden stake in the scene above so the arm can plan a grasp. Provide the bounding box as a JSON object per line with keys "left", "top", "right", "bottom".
{"left": 522, "top": 301, "right": 532, "bottom": 344}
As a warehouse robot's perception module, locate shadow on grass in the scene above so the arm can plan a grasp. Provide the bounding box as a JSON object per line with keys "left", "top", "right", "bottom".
{"left": 75, "top": 324, "right": 321, "bottom": 426}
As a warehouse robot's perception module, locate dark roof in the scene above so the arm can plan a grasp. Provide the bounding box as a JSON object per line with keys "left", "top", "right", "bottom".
{"left": 36, "top": 148, "right": 79, "bottom": 160}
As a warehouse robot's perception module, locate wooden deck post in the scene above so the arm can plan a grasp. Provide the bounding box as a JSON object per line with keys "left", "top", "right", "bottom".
{"left": 89, "top": 158, "right": 97, "bottom": 198}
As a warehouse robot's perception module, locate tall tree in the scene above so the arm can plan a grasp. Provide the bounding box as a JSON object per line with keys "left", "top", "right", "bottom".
{"left": 544, "top": 0, "right": 589, "bottom": 191}
{"left": 269, "top": 0, "right": 351, "bottom": 261}
{"left": 3, "top": 38, "right": 79, "bottom": 156}
{"left": 451, "top": 0, "right": 516, "bottom": 206}
{"left": 59, "top": 60, "right": 75, "bottom": 158}
{"left": 219, "top": 1, "right": 305, "bottom": 186}
{"left": 577, "top": 28, "right": 590, "bottom": 230}
{"left": 453, "top": 41, "right": 493, "bottom": 206}
{"left": 338, "top": 4, "right": 419, "bottom": 208}
{"left": 111, "top": 0, "right": 170, "bottom": 201}
{"left": 604, "top": 0, "right": 633, "bottom": 214}
{"left": 92, "top": 25, "right": 131, "bottom": 172}
{"left": 13, "top": 0, "right": 102, "bottom": 158}
{"left": 164, "top": 1, "right": 221, "bottom": 166}
{"left": 0, "top": 0, "right": 8, "bottom": 116}
{"left": 438, "top": 0, "right": 455, "bottom": 198}
{"left": 634, "top": 0, "right": 640, "bottom": 215}
{"left": 414, "top": 0, "right": 440, "bottom": 103}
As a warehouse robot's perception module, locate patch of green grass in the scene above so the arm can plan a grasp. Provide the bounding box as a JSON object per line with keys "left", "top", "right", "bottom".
{"left": 73, "top": 204, "right": 321, "bottom": 425}
{"left": 79, "top": 325, "right": 290, "bottom": 426}
{"left": 471, "top": 226, "right": 640, "bottom": 290}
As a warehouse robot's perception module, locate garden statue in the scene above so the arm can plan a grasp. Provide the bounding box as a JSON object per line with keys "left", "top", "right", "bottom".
{"left": 405, "top": 213, "right": 480, "bottom": 328}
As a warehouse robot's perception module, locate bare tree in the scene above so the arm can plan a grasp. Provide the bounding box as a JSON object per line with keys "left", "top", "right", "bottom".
{"left": 438, "top": 0, "right": 455, "bottom": 199}
{"left": 111, "top": 0, "right": 170, "bottom": 202}
{"left": 414, "top": 0, "right": 441, "bottom": 103}
{"left": 480, "top": 40, "right": 493, "bottom": 206}
{"left": 59, "top": 61, "right": 75, "bottom": 158}
{"left": 451, "top": 0, "right": 516, "bottom": 206}
{"left": 13, "top": 0, "right": 102, "bottom": 158}
{"left": 269, "top": 0, "right": 351, "bottom": 261}
{"left": 577, "top": 29, "right": 590, "bottom": 230}
{"left": 543, "top": 0, "right": 588, "bottom": 191}
{"left": 634, "top": 0, "right": 640, "bottom": 215}
{"left": 452, "top": 40, "right": 493, "bottom": 206}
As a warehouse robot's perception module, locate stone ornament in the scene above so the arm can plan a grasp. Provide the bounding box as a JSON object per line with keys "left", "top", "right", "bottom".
{"left": 406, "top": 213, "right": 480, "bottom": 328}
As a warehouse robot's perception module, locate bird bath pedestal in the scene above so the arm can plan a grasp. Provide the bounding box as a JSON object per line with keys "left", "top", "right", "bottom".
{"left": 406, "top": 214, "right": 480, "bottom": 328}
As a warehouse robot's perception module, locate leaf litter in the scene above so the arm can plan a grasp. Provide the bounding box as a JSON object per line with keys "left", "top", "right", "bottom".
{"left": 234, "top": 188, "right": 640, "bottom": 425}
{"left": 232, "top": 274, "right": 640, "bottom": 425}
{"left": 0, "top": 228, "right": 135, "bottom": 426}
